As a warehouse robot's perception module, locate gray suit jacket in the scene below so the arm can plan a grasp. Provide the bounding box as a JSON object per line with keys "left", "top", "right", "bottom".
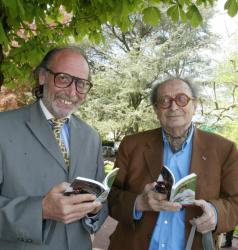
{"left": 0, "top": 101, "right": 108, "bottom": 250}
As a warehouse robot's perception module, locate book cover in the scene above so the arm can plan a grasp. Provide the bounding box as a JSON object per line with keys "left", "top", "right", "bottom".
{"left": 156, "top": 165, "right": 197, "bottom": 205}
{"left": 64, "top": 168, "right": 119, "bottom": 202}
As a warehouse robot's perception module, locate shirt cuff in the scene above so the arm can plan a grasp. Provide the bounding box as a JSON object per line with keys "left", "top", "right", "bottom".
{"left": 208, "top": 202, "right": 218, "bottom": 225}
{"left": 133, "top": 202, "right": 143, "bottom": 220}
{"left": 84, "top": 215, "right": 99, "bottom": 233}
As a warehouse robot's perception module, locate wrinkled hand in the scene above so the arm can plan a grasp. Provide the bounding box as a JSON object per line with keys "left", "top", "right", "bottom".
{"left": 135, "top": 183, "right": 182, "bottom": 212}
{"left": 42, "top": 182, "right": 102, "bottom": 224}
{"left": 191, "top": 200, "right": 217, "bottom": 234}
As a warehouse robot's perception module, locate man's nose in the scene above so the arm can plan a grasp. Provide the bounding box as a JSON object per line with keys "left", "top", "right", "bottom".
{"left": 170, "top": 100, "right": 179, "bottom": 110}
{"left": 66, "top": 81, "right": 77, "bottom": 96}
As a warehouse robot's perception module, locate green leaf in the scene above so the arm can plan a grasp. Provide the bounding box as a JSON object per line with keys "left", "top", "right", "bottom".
{"left": 187, "top": 5, "right": 203, "bottom": 27}
{"left": 2, "top": 0, "right": 18, "bottom": 19}
{"left": 121, "top": 0, "right": 130, "bottom": 19}
{"left": 142, "top": 7, "right": 161, "bottom": 26}
{"left": 179, "top": 7, "right": 187, "bottom": 22}
{"left": 196, "top": 0, "right": 204, "bottom": 6}
{"left": 167, "top": 5, "right": 179, "bottom": 22}
{"left": 224, "top": 0, "right": 238, "bottom": 17}
{"left": 0, "top": 22, "right": 8, "bottom": 46}
{"left": 178, "top": 0, "right": 185, "bottom": 7}
{"left": 16, "top": 0, "right": 25, "bottom": 19}
{"left": 184, "top": 0, "right": 191, "bottom": 5}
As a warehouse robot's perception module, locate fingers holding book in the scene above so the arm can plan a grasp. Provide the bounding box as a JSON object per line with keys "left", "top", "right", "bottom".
{"left": 42, "top": 182, "right": 102, "bottom": 224}
{"left": 135, "top": 182, "right": 182, "bottom": 212}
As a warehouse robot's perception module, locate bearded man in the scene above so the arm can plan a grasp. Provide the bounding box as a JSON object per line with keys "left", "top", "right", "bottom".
{"left": 0, "top": 46, "right": 107, "bottom": 250}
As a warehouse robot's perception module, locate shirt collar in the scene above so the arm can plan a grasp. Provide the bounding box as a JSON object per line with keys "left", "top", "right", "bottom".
{"left": 162, "top": 124, "right": 194, "bottom": 151}
{"left": 39, "top": 99, "right": 71, "bottom": 121}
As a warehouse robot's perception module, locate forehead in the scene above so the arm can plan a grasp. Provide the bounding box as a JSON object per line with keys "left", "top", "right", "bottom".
{"left": 157, "top": 80, "right": 193, "bottom": 96}
{"left": 48, "top": 49, "right": 89, "bottom": 77}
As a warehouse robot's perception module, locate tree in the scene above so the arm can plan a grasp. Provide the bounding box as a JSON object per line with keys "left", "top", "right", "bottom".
{"left": 78, "top": 11, "right": 218, "bottom": 140}
{"left": 198, "top": 50, "right": 238, "bottom": 143}
{"left": 0, "top": 0, "right": 236, "bottom": 90}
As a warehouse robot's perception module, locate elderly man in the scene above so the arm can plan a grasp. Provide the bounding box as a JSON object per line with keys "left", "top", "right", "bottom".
{"left": 0, "top": 46, "right": 107, "bottom": 250}
{"left": 108, "top": 78, "right": 238, "bottom": 249}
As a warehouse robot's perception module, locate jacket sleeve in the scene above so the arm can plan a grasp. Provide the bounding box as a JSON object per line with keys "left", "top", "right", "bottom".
{"left": 209, "top": 141, "right": 238, "bottom": 233}
{"left": 0, "top": 148, "right": 53, "bottom": 244}
{"left": 108, "top": 137, "right": 138, "bottom": 229}
{"left": 82, "top": 138, "right": 108, "bottom": 233}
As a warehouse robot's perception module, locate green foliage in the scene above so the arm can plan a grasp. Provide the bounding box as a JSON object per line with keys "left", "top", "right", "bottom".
{"left": 0, "top": 22, "right": 8, "bottom": 45}
{"left": 0, "top": 0, "right": 235, "bottom": 91}
{"left": 197, "top": 45, "right": 238, "bottom": 145}
{"left": 102, "top": 140, "right": 114, "bottom": 147}
{"left": 142, "top": 7, "right": 161, "bottom": 26}
{"left": 167, "top": 5, "right": 180, "bottom": 22}
{"left": 77, "top": 11, "right": 217, "bottom": 140}
{"left": 1, "top": 0, "right": 237, "bottom": 142}
{"left": 224, "top": 0, "right": 238, "bottom": 17}
{"left": 104, "top": 161, "right": 114, "bottom": 174}
{"left": 198, "top": 124, "right": 217, "bottom": 133}
{"left": 234, "top": 225, "right": 238, "bottom": 237}
{"left": 218, "top": 122, "right": 238, "bottom": 145}
{"left": 187, "top": 5, "right": 203, "bottom": 27}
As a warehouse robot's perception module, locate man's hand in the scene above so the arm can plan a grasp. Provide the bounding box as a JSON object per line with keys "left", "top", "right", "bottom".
{"left": 191, "top": 200, "right": 217, "bottom": 234}
{"left": 42, "top": 182, "right": 102, "bottom": 224}
{"left": 135, "top": 183, "right": 182, "bottom": 212}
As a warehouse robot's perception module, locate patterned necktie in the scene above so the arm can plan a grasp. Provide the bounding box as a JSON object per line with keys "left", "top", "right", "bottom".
{"left": 164, "top": 125, "right": 192, "bottom": 153}
{"left": 165, "top": 133, "right": 188, "bottom": 152}
{"left": 50, "top": 118, "right": 69, "bottom": 168}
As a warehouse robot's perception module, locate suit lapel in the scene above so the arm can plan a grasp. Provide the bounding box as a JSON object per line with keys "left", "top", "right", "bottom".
{"left": 69, "top": 116, "right": 85, "bottom": 178}
{"left": 25, "top": 102, "right": 66, "bottom": 171}
{"left": 144, "top": 129, "right": 164, "bottom": 181}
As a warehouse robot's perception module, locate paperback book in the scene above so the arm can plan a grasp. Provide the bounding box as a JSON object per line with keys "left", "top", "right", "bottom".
{"left": 64, "top": 167, "right": 119, "bottom": 202}
{"left": 155, "top": 165, "right": 197, "bottom": 205}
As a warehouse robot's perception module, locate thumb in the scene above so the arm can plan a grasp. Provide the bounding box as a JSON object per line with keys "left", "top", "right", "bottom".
{"left": 52, "top": 182, "right": 70, "bottom": 193}
{"left": 144, "top": 182, "right": 156, "bottom": 192}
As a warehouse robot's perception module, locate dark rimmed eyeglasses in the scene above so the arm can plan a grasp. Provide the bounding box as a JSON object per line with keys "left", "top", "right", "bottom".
{"left": 156, "top": 93, "right": 195, "bottom": 109}
{"left": 43, "top": 67, "right": 93, "bottom": 94}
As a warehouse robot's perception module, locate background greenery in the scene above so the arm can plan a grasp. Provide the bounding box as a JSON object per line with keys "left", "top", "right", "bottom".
{"left": 1, "top": 0, "right": 238, "bottom": 144}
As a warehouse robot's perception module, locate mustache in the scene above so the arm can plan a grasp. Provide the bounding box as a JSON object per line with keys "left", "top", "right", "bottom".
{"left": 166, "top": 111, "right": 183, "bottom": 116}
{"left": 55, "top": 93, "right": 79, "bottom": 103}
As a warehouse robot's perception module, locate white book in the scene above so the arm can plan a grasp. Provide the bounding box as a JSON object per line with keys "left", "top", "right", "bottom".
{"left": 64, "top": 167, "right": 119, "bottom": 202}
{"left": 156, "top": 165, "right": 197, "bottom": 205}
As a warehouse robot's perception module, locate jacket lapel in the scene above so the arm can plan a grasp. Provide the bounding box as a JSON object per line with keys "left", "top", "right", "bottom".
{"left": 25, "top": 102, "right": 66, "bottom": 171}
{"left": 189, "top": 128, "right": 210, "bottom": 198}
{"left": 190, "top": 128, "right": 207, "bottom": 175}
{"left": 69, "top": 116, "right": 85, "bottom": 178}
{"left": 144, "top": 128, "right": 164, "bottom": 182}
{"left": 143, "top": 128, "right": 207, "bottom": 184}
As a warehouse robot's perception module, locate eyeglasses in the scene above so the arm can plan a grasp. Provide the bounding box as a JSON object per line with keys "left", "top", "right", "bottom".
{"left": 43, "top": 67, "right": 93, "bottom": 94}
{"left": 156, "top": 93, "right": 195, "bottom": 109}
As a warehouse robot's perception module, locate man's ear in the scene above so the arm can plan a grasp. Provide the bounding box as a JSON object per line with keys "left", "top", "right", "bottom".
{"left": 39, "top": 68, "right": 47, "bottom": 86}
{"left": 153, "top": 103, "right": 158, "bottom": 113}
{"left": 193, "top": 100, "right": 198, "bottom": 114}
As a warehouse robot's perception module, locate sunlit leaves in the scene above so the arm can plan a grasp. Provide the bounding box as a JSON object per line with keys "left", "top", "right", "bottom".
{"left": 224, "top": 0, "right": 238, "bottom": 17}
{"left": 0, "top": 0, "right": 235, "bottom": 91}
{"left": 78, "top": 12, "right": 217, "bottom": 139}
{"left": 167, "top": 5, "right": 180, "bottom": 22}
{"left": 166, "top": 3, "right": 204, "bottom": 26}
{"left": 187, "top": 5, "right": 203, "bottom": 27}
{"left": 0, "top": 22, "right": 8, "bottom": 46}
{"left": 143, "top": 7, "right": 161, "bottom": 26}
